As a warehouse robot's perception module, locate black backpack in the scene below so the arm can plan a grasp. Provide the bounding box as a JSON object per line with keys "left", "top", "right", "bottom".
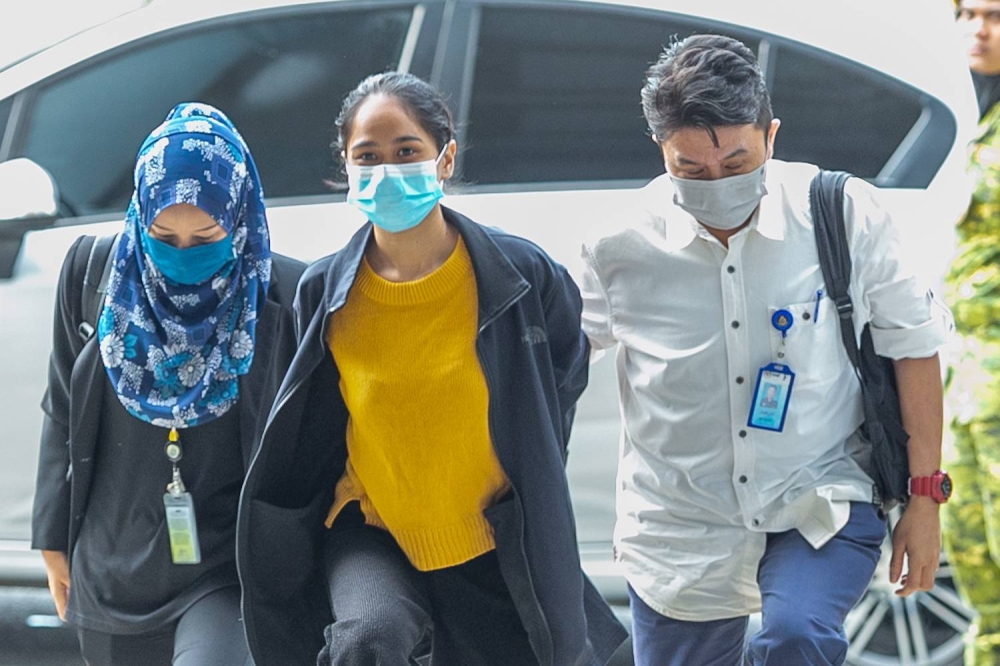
{"left": 74, "top": 233, "right": 120, "bottom": 343}
{"left": 810, "top": 170, "right": 910, "bottom": 510}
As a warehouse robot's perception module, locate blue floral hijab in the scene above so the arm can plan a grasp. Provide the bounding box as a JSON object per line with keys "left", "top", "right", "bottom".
{"left": 97, "top": 103, "right": 271, "bottom": 429}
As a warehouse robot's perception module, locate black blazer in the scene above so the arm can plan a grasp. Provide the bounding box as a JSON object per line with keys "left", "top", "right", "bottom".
{"left": 31, "top": 236, "right": 305, "bottom": 557}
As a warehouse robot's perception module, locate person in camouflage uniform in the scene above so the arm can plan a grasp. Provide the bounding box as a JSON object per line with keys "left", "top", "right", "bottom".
{"left": 947, "top": 3, "right": 1000, "bottom": 663}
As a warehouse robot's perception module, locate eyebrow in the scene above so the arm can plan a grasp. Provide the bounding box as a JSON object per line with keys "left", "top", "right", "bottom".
{"left": 350, "top": 135, "right": 425, "bottom": 150}
{"left": 151, "top": 222, "right": 219, "bottom": 234}
{"left": 676, "top": 147, "right": 749, "bottom": 166}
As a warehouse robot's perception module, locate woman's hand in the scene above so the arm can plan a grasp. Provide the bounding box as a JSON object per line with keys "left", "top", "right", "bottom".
{"left": 40, "top": 550, "right": 70, "bottom": 620}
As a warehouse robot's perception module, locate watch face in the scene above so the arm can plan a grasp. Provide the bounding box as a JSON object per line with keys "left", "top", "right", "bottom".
{"left": 939, "top": 474, "right": 953, "bottom": 501}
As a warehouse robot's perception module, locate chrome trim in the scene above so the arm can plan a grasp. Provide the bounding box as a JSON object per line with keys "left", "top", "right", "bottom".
{"left": 397, "top": 4, "right": 426, "bottom": 74}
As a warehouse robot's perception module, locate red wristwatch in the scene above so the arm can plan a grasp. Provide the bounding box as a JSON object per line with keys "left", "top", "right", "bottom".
{"left": 908, "top": 470, "right": 953, "bottom": 503}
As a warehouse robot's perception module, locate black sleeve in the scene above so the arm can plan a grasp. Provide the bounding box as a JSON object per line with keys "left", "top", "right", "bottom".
{"left": 541, "top": 259, "right": 591, "bottom": 462}
{"left": 292, "top": 262, "right": 328, "bottom": 345}
{"left": 268, "top": 253, "right": 307, "bottom": 310}
{"left": 237, "top": 253, "right": 306, "bottom": 469}
{"left": 266, "top": 254, "right": 308, "bottom": 378}
{"left": 31, "top": 236, "right": 91, "bottom": 551}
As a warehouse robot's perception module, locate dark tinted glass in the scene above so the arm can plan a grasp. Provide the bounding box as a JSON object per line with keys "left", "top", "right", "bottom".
{"left": 463, "top": 6, "right": 759, "bottom": 187}
{"left": 465, "top": 6, "right": 932, "bottom": 189}
{"left": 20, "top": 8, "right": 413, "bottom": 216}
{"left": 768, "top": 43, "right": 923, "bottom": 181}
{"left": 0, "top": 96, "right": 12, "bottom": 151}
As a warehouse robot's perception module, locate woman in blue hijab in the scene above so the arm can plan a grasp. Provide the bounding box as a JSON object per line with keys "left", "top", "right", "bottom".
{"left": 32, "top": 103, "right": 304, "bottom": 665}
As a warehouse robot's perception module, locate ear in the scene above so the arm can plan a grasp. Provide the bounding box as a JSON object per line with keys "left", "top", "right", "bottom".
{"left": 765, "top": 118, "right": 781, "bottom": 160}
{"left": 652, "top": 133, "right": 671, "bottom": 172}
{"left": 438, "top": 140, "right": 458, "bottom": 181}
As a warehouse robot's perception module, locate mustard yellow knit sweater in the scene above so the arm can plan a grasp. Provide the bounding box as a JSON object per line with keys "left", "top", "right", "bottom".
{"left": 325, "top": 238, "right": 509, "bottom": 571}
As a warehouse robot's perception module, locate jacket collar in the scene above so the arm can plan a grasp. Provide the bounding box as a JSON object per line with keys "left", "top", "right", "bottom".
{"left": 321, "top": 206, "right": 530, "bottom": 330}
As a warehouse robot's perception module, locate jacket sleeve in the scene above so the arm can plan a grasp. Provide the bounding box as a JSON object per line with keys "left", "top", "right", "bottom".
{"left": 31, "top": 236, "right": 89, "bottom": 552}
{"left": 541, "top": 259, "right": 591, "bottom": 460}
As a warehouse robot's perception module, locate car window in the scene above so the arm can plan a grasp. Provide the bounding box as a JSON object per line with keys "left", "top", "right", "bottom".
{"left": 463, "top": 5, "right": 937, "bottom": 190}
{"left": 462, "top": 5, "right": 761, "bottom": 188}
{"left": 18, "top": 7, "right": 414, "bottom": 217}
{"left": 0, "top": 96, "right": 12, "bottom": 156}
{"left": 767, "top": 42, "right": 925, "bottom": 184}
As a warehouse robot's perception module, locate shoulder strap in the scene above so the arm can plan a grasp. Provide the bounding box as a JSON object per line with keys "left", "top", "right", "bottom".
{"left": 809, "top": 170, "right": 861, "bottom": 371}
{"left": 77, "top": 233, "right": 120, "bottom": 342}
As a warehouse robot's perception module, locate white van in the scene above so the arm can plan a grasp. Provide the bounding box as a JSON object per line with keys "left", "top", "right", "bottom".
{"left": 0, "top": 1, "right": 979, "bottom": 664}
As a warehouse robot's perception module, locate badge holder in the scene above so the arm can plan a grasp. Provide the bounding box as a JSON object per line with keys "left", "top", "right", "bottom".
{"left": 163, "top": 428, "right": 202, "bottom": 565}
{"left": 748, "top": 363, "right": 795, "bottom": 431}
{"left": 747, "top": 310, "right": 796, "bottom": 432}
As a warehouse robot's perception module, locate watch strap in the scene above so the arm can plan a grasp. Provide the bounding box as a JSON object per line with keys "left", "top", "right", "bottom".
{"left": 909, "top": 475, "right": 932, "bottom": 496}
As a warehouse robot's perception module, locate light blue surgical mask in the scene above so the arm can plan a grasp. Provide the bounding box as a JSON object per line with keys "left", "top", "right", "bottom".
{"left": 345, "top": 148, "right": 446, "bottom": 233}
{"left": 141, "top": 232, "right": 234, "bottom": 285}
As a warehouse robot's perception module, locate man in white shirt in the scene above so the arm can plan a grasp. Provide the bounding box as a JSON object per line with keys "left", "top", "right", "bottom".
{"left": 579, "top": 34, "right": 954, "bottom": 666}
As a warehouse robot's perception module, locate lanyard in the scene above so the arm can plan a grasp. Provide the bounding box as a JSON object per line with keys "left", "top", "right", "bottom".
{"left": 164, "top": 427, "right": 187, "bottom": 496}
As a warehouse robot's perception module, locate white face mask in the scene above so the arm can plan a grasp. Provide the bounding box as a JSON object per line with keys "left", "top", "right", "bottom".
{"left": 669, "top": 162, "right": 768, "bottom": 231}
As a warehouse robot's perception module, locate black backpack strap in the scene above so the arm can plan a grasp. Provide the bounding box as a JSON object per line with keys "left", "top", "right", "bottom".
{"left": 810, "top": 170, "right": 861, "bottom": 373}
{"left": 77, "top": 233, "right": 120, "bottom": 342}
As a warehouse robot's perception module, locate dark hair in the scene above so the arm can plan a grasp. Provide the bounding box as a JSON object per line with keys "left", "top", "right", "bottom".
{"left": 641, "top": 34, "right": 772, "bottom": 146}
{"left": 334, "top": 71, "right": 456, "bottom": 158}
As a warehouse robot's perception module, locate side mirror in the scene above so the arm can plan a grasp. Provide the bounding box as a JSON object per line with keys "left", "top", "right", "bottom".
{"left": 0, "top": 158, "right": 59, "bottom": 279}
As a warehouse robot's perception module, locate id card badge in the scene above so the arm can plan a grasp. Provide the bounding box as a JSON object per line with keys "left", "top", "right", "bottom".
{"left": 747, "top": 363, "right": 795, "bottom": 432}
{"left": 163, "top": 492, "right": 202, "bottom": 565}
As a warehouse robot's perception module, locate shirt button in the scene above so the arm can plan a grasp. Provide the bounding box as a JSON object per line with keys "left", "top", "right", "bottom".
{"left": 736, "top": 376, "right": 745, "bottom": 384}
{"left": 738, "top": 430, "right": 747, "bottom": 438}
{"left": 731, "top": 320, "right": 740, "bottom": 329}
{"left": 727, "top": 266, "right": 736, "bottom": 274}
{"left": 752, "top": 518, "right": 761, "bottom": 527}
{"left": 739, "top": 475, "right": 748, "bottom": 483}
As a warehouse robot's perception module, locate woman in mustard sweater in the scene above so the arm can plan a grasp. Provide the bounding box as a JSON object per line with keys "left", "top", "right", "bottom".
{"left": 236, "top": 72, "right": 627, "bottom": 665}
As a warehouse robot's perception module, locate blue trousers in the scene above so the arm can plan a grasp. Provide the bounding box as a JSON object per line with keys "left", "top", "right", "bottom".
{"left": 629, "top": 501, "right": 885, "bottom": 666}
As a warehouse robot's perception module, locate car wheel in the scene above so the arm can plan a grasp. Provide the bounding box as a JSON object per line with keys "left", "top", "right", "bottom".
{"left": 845, "top": 513, "right": 973, "bottom": 666}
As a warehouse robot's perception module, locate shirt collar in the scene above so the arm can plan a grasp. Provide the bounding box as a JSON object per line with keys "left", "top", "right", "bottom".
{"left": 643, "top": 175, "right": 697, "bottom": 252}
{"left": 752, "top": 173, "right": 784, "bottom": 241}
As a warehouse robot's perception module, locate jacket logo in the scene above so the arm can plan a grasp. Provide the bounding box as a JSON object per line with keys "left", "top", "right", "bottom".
{"left": 522, "top": 326, "right": 547, "bottom": 345}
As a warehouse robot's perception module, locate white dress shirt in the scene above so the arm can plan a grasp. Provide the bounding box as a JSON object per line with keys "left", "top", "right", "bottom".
{"left": 579, "top": 160, "right": 952, "bottom": 620}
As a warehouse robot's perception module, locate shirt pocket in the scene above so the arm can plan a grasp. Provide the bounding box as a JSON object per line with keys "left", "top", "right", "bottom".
{"left": 767, "top": 296, "right": 844, "bottom": 388}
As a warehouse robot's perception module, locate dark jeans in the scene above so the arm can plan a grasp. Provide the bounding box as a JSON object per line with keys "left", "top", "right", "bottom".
{"left": 629, "top": 501, "right": 886, "bottom": 666}
{"left": 76, "top": 586, "right": 251, "bottom": 666}
{"left": 318, "top": 503, "right": 537, "bottom": 666}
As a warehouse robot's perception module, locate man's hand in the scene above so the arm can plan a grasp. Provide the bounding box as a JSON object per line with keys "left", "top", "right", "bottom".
{"left": 40, "top": 550, "right": 70, "bottom": 620}
{"left": 888, "top": 497, "right": 941, "bottom": 596}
